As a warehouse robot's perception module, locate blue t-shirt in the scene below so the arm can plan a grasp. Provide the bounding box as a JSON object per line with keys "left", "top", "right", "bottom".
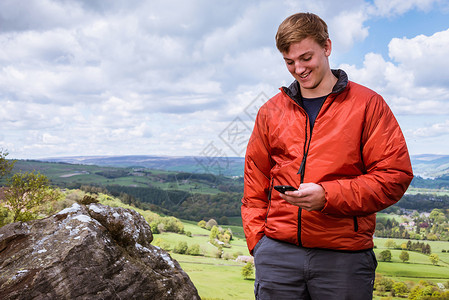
{"left": 302, "top": 96, "right": 326, "bottom": 130}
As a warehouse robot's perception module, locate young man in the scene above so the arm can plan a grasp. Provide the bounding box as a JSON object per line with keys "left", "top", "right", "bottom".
{"left": 241, "top": 13, "right": 413, "bottom": 299}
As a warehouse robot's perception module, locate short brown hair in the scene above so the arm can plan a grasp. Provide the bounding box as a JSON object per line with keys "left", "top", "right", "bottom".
{"left": 275, "top": 13, "right": 329, "bottom": 53}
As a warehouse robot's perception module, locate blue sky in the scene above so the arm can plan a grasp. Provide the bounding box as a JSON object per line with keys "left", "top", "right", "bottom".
{"left": 1, "top": 0, "right": 449, "bottom": 159}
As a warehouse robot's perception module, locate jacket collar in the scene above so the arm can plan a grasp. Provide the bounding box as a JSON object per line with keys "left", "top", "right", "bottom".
{"left": 282, "top": 69, "right": 349, "bottom": 105}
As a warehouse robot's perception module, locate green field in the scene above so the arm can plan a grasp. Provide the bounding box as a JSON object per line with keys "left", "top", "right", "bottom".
{"left": 9, "top": 160, "right": 236, "bottom": 194}
{"left": 158, "top": 234, "right": 449, "bottom": 299}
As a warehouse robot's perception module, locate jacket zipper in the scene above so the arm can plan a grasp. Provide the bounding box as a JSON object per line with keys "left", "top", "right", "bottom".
{"left": 296, "top": 115, "right": 309, "bottom": 246}
{"left": 295, "top": 96, "right": 329, "bottom": 246}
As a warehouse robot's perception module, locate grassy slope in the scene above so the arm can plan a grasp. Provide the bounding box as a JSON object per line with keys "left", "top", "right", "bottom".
{"left": 95, "top": 196, "right": 449, "bottom": 299}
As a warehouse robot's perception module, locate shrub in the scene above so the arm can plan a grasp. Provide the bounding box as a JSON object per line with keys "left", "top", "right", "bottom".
{"left": 152, "top": 237, "right": 171, "bottom": 251}
{"left": 241, "top": 262, "right": 254, "bottom": 280}
{"left": 197, "top": 220, "right": 206, "bottom": 228}
{"left": 222, "top": 252, "right": 234, "bottom": 260}
{"left": 392, "top": 281, "right": 409, "bottom": 297}
{"left": 206, "top": 218, "right": 218, "bottom": 230}
{"left": 374, "top": 276, "right": 394, "bottom": 292}
{"left": 173, "top": 241, "right": 188, "bottom": 254}
{"left": 0, "top": 206, "right": 13, "bottom": 227}
{"left": 4, "top": 171, "right": 62, "bottom": 222}
{"left": 150, "top": 221, "right": 160, "bottom": 234}
{"left": 429, "top": 253, "right": 439, "bottom": 265}
{"left": 187, "top": 244, "right": 201, "bottom": 256}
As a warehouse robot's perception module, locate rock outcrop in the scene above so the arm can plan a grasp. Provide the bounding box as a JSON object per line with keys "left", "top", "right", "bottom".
{"left": 0, "top": 203, "right": 200, "bottom": 299}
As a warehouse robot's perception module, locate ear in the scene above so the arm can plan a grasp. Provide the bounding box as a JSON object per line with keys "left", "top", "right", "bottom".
{"left": 324, "top": 38, "right": 332, "bottom": 57}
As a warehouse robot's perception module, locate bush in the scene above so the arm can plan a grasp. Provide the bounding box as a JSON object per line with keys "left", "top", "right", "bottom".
{"left": 206, "top": 218, "right": 218, "bottom": 230}
{"left": 222, "top": 252, "right": 234, "bottom": 260}
{"left": 429, "top": 253, "right": 439, "bottom": 265}
{"left": 150, "top": 221, "right": 160, "bottom": 234}
{"left": 152, "top": 237, "right": 171, "bottom": 251}
{"left": 187, "top": 244, "right": 201, "bottom": 256}
{"left": 173, "top": 241, "right": 188, "bottom": 254}
{"left": 0, "top": 206, "right": 13, "bottom": 227}
{"left": 197, "top": 220, "right": 206, "bottom": 228}
{"left": 392, "top": 281, "right": 409, "bottom": 297}
{"left": 374, "top": 276, "right": 394, "bottom": 292}
{"left": 241, "top": 262, "right": 254, "bottom": 279}
{"left": 4, "top": 171, "right": 62, "bottom": 222}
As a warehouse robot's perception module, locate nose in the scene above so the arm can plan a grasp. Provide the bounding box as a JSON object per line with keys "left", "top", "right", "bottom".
{"left": 294, "top": 62, "right": 306, "bottom": 75}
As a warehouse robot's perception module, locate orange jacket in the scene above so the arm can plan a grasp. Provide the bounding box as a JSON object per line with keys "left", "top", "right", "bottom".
{"left": 242, "top": 70, "right": 413, "bottom": 254}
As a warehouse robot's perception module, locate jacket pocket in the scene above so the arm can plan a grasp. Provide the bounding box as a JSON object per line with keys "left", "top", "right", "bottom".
{"left": 264, "top": 177, "right": 274, "bottom": 223}
{"left": 353, "top": 216, "right": 359, "bottom": 232}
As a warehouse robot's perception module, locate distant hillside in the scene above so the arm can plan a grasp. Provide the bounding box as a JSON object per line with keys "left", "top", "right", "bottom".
{"left": 41, "top": 155, "right": 245, "bottom": 177}
{"left": 411, "top": 154, "right": 449, "bottom": 178}
{"left": 40, "top": 154, "right": 449, "bottom": 178}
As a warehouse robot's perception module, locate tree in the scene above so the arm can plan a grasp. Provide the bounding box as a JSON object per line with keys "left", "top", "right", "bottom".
{"left": 241, "top": 262, "right": 254, "bottom": 280}
{"left": 385, "top": 239, "right": 396, "bottom": 249}
{"left": 197, "top": 220, "right": 206, "bottom": 228}
{"left": 429, "top": 253, "right": 439, "bottom": 265}
{"left": 0, "top": 149, "right": 15, "bottom": 179}
{"left": 392, "top": 281, "right": 409, "bottom": 297}
{"left": 173, "top": 241, "right": 188, "bottom": 254}
{"left": 4, "top": 171, "right": 61, "bottom": 222}
{"left": 399, "top": 250, "right": 409, "bottom": 263}
{"left": 210, "top": 225, "right": 220, "bottom": 241}
{"left": 206, "top": 218, "right": 218, "bottom": 230}
{"left": 379, "top": 250, "right": 392, "bottom": 262}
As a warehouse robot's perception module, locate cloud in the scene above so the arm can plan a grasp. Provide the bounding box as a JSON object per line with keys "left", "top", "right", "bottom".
{"left": 1, "top": 0, "right": 448, "bottom": 158}
{"left": 410, "top": 120, "right": 449, "bottom": 138}
{"left": 369, "top": 0, "right": 441, "bottom": 16}
{"left": 341, "top": 27, "right": 449, "bottom": 115}
{"left": 388, "top": 29, "right": 449, "bottom": 87}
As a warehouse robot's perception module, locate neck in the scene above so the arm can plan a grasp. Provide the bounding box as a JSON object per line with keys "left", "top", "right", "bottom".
{"left": 300, "top": 69, "right": 338, "bottom": 98}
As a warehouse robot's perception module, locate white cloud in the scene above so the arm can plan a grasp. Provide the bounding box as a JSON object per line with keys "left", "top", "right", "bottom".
{"left": 1, "top": 0, "right": 449, "bottom": 158}
{"left": 388, "top": 29, "right": 449, "bottom": 87}
{"left": 330, "top": 10, "right": 369, "bottom": 51}
{"left": 411, "top": 120, "right": 449, "bottom": 138}
{"left": 341, "top": 27, "right": 449, "bottom": 115}
{"left": 369, "top": 0, "right": 440, "bottom": 16}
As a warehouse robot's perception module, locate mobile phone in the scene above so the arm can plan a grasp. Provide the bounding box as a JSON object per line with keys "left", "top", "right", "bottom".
{"left": 274, "top": 185, "right": 297, "bottom": 194}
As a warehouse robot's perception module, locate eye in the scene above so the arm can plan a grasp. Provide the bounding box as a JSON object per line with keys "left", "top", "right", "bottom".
{"left": 303, "top": 56, "right": 312, "bottom": 61}
{"left": 286, "top": 60, "right": 294, "bottom": 65}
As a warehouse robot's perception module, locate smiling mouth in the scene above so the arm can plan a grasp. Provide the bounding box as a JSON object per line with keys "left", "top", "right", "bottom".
{"left": 299, "top": 71, "right": 310, "bottom": 79}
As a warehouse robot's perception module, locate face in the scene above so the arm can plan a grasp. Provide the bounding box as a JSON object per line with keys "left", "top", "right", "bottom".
{"left": 282, "top": 37, "right": 332, "bottom": 97}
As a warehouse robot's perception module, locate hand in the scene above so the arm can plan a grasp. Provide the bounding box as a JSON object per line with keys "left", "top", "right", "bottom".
{"left": 279, "top": 183, "right": 326, "bottom": 211}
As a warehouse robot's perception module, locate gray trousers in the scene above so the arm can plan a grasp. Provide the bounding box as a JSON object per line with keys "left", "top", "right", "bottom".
{"left": 253, "top": 236, "right": 377, "bottom": 300}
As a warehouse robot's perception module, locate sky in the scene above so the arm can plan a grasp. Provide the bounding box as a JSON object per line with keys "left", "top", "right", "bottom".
{"left": 1, "top": 0, "right": 449, "bottom": 160}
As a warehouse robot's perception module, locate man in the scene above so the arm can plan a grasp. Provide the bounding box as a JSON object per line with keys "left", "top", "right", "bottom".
{"left": 241, "top": 12, "right": 413, "bottom": 299}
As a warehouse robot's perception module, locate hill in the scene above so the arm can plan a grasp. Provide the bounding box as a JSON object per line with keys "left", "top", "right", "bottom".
{"left": 411, "top": 154, "right": 449, "bottom": 178}
{"left": 40, "top": 154, "right": 449, "bottom": 179}
{"left": 40, "top": 155, "right": 245, "bottom": 177}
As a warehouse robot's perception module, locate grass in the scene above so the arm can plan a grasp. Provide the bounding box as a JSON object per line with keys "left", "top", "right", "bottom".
{"left": 171, "top": 253, "right": 255, "bottom": 300}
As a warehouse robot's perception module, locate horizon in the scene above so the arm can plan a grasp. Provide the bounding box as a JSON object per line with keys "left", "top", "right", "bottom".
{"left": 1, "top": 0, "right": 449, "bottom": 159}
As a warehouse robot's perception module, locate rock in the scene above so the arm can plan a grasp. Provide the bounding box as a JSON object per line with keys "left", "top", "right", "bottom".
{"left": 0, "top": 203, "right": 200, "bottom": 299}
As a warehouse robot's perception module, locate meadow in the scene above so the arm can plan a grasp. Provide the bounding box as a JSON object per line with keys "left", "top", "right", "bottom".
{"left": 155, "top": 226, "right": 449, "bottom": 299}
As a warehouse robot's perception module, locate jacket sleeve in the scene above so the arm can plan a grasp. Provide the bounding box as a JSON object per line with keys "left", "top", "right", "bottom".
{"left": 320, "top": 94, "right": 413, "bottom": 217}
{"left": 241, "top": 107, "right": 272, "bottom": 254}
